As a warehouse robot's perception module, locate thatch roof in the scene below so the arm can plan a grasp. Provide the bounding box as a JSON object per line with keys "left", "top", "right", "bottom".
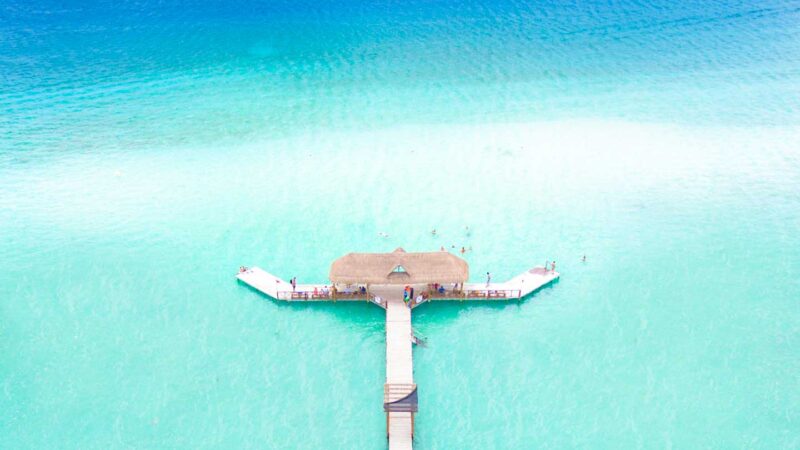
{"left": 329, "top": 248, "right": 469, "bottom": 285}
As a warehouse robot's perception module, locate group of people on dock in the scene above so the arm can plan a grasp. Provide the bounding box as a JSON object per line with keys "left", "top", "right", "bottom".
{"left": 429, "top": 282, "right": 448, "bottom": 295}
{"left": 403, "top": 285, "right": 414, "bottom": 307}
{"left": 312, "top": 285, "right": 330, "bottom": 296}
{"left": 403, "top": 285, "right": 428, "bottom": 308}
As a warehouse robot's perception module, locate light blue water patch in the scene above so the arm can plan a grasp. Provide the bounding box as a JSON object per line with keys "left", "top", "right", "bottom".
{"left": 1, "top": 0, "right": 799, "bottom": 448}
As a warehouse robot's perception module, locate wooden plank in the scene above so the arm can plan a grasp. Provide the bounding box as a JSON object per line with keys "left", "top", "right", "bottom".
{"left": 388, "top": 411, "right": 413, "bottom": 450}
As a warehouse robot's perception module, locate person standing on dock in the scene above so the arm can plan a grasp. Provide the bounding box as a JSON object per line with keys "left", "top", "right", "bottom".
{"left": 486, "top": 272, "right": 491, "bottom": 286}
{"left": 291, "top": 277, "right": 296, "bottom": 292}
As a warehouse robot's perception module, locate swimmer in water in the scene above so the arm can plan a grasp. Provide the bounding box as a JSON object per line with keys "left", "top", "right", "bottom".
{"left": 431, "top": 229, "right": 437, "bottom": 236}
{"left": 582, "top": 255, "right": 586, "bottom": 262}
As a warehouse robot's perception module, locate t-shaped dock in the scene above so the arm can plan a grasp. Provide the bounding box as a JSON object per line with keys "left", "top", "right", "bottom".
{"left": 236, "top": 249, "right": 559, "bottom": 449}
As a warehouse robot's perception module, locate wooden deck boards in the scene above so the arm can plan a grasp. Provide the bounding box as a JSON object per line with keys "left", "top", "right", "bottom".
{"left": 385, "top": 295, "right": 413, "bottom": 383}
{"left": 388, "top": 411, "right": 413, "bottom": 450}
{"left": 384, "top": 292, "right": 414, "bottom": 450}
{"left": 235, "top": 267, "right": 287, "bottom": 298}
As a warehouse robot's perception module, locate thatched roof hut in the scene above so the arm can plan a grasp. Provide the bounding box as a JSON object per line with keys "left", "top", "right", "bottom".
{"left": 329, "top": 248, "right": 469, "bottom": 285}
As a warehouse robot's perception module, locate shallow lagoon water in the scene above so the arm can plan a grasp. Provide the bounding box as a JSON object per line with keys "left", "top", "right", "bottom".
{"left": 1, "top": 1, "right": 799, "bottom": 448}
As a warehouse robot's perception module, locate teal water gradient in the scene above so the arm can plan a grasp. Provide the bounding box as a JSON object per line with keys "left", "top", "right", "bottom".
{"left": 1, "top": 1, "right": 800, "bottom": 448}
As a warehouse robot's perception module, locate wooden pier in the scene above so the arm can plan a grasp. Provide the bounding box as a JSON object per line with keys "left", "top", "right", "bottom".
{"left": 380, "top": 288, "right": 415, "bottom": 450}
{"left": 236, "top": 249, "right": 559, "bottom": 449}
{"left": 236, "top": 266, "right": 559, "bottom": 305}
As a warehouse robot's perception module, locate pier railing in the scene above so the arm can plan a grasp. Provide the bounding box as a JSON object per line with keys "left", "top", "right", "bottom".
{"left": 464, "top": 288, "right": 523, "bottom": 299}
{"left": 275, "top": 291, "right": 370, "bottom": 301}
{"left": 275, "top": 288, "right": 523, "bottom": 301}
{"left": 426, "top": 288, "right": 523, "bottom": 300}
{"left": 427, "top": 289, "right": 463, "bottom": 299}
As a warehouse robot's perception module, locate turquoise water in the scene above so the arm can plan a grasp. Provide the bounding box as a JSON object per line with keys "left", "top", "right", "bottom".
{"left": 2, "top": 1, "right": 799, "bottom": 448}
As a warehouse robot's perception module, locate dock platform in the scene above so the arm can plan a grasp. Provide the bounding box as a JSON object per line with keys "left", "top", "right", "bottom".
{"left": 237, "top": 266, "right": 559, "bottom": 305}
{"left": 236, "top": 257, "right": 559, "bottom": 450}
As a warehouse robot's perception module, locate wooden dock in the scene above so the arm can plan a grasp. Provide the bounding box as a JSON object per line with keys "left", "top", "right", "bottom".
{"left": 236, "top": 262, "right": 559, "bottom": 449}
{"left": 382, "top": 290, "right": 415, "bottom": 450}
{"left": 237, "top": 266, "right": 559, "bottom": 305}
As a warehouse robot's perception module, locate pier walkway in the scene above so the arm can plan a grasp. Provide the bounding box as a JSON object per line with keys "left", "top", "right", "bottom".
{"left": 380, "top": 289, "right": 415, "bottom": 450}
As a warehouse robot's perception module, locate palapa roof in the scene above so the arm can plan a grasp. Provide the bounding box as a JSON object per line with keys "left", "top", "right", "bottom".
{"left": 329, "top": 248, "right": 469, "bottom": 285}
